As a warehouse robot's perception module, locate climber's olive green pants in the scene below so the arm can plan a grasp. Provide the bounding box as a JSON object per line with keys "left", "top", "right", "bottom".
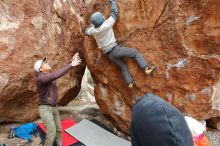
{"left": 39, "top": 105, "right": 62, "bottom": 146}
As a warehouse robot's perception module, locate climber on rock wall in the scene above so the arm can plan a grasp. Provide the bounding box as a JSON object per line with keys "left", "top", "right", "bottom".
{"left": 85, "top": 0, "right": 157, "bottom": 88}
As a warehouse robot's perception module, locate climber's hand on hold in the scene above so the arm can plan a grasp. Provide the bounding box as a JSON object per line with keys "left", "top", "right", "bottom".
{"left": 109, "top": 0, "right": 115, "bottom": 2}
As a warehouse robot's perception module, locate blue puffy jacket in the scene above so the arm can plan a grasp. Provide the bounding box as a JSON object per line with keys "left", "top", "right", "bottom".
{"left": 12, "top": 122, "right": 38, "bottom": 141}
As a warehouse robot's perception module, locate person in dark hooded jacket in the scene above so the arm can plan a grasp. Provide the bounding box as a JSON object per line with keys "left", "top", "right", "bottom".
{"left": 130, "top": 93, "right": 194, "bottom": 146}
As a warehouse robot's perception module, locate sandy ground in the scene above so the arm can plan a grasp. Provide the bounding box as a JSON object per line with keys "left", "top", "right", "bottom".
{"left": 0, "top": 91, "right": 220, "bottom": 146}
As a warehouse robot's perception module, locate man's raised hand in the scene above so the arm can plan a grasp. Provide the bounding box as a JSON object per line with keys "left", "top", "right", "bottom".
{"left": 71, "top": 53, "right": 81, "bottom": 66}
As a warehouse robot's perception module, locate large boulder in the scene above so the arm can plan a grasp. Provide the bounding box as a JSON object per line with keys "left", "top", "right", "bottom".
{"left": 0, "top": 0, "right": 86, "bottom": 122}
{"left": 84, "top": 0, "right": 220, "bottom": 133}
{"left": 0, "top": 0, "right": 220, "bottom": 134}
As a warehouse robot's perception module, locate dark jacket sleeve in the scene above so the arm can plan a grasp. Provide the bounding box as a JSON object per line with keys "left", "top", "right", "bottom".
{"left": 38, "top": 64, "right": 72, "bottom": 83}
{"left": 109, "top": 0, "right": 119, "bottom": 20}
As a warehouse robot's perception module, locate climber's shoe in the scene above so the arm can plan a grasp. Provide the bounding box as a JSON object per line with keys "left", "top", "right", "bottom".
{"left": 145, "top": 65, "right": 157, "bottom": 75}
{"left": 128, "top": 81, "right": 135, "bottom": 88}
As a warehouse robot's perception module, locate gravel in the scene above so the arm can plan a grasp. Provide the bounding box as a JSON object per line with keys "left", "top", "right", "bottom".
{"left": 206, "top": 130, "right": 220, "bottom": 146}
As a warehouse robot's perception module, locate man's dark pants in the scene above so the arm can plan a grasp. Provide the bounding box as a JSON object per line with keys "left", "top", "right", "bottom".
{"left": 107, "top": 45, "right": 148, "bottom": 84}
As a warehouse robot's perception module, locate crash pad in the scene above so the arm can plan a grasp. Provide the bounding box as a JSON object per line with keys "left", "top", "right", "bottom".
{"left": 38, "top": 119, "right": 79, "bottom": 146}
{"left": 65, "top": 119, "right": 131, "bottom": 146}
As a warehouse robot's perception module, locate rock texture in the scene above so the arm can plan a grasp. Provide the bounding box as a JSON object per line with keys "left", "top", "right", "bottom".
{"left": 0, "top": 0, "right": 86, "bottom": 122}
{"left": 84, "top": 0, "right": 220, "bottom": 133}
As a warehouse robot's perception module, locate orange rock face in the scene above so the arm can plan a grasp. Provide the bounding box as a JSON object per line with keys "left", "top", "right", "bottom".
{"left": 84, "top": 0, "right": 220, "bottom": 133}
{"left": 0, "top": 0, "right": 86, "bottom": 122}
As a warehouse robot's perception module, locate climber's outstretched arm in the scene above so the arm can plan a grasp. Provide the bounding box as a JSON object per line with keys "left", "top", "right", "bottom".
{"left": 109, "top": 0, "right": 119, "bottom": 20}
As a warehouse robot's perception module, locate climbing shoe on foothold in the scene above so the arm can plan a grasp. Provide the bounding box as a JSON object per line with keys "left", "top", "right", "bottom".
{"left": 145, "top": 65, "right": 157, "bottom": 75}
{"left": 128, "top": 81, "right": 135, "bottom": 88}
